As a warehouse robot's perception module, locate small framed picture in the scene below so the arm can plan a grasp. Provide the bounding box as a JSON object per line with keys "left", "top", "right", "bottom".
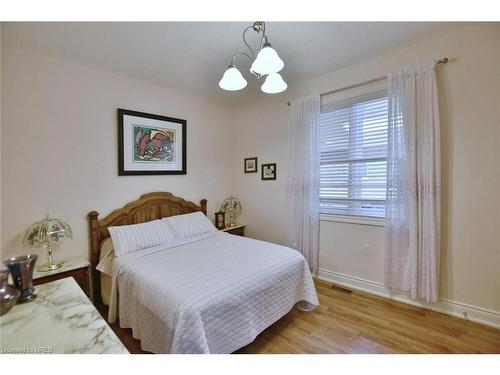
{"left": 244, "top": 157, "right": 258, "bottom": 173}
{"left": 261, "top": 163, "right": 277, "bottom": 180}
{"left": 214, "top": 211, "right": 226, "bottom": 230}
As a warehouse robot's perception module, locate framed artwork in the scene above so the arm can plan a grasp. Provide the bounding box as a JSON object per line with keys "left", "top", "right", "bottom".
{"left": 244, "top": 157, "right": 258, "bottom": 173}
{"left": 261, "top": 163, "right": 277, "bottom": 180}
{"left": 214, "top": 211, "right": 226, "bottom": 230}
{"left": 118, "top": 108, "right": 186, "bottom": 175}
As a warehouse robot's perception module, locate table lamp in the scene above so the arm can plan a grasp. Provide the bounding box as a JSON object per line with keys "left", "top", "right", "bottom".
{"left": 22, "top": 214, "right": 72, "bottom": 272}
{"left": 220, "top": 197, "right": 241, "bottom": 228}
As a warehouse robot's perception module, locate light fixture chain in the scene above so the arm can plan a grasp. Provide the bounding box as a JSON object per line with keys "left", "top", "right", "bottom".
{"left": 242, "top": 25, "right": 256, "bottom": 58}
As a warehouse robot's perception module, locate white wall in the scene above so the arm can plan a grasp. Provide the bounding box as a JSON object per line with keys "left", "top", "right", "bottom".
{"left": 1, "top": 46, "right": 235, "bottom": 262}
{"left": 232, "top": 24, "right": 500, "bottom": 313}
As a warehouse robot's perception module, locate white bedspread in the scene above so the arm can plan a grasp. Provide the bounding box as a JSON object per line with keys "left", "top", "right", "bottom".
{"left": 108, "top": 232, "right": 319, "bottom": 354}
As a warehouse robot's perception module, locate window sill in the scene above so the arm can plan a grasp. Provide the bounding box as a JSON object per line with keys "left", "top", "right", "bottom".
{"left": 320, "top": 214, "right": 385, "bottom": 227}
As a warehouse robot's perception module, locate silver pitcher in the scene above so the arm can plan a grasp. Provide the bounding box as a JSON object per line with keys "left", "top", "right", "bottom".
{"left": 4, "top": 254, "right": 38, "bottom": 303}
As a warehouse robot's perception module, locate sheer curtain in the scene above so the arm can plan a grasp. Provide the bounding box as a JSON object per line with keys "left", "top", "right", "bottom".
{"left": 385, "top": 62, "right": 441, "bottom": 302}
{"left": 284, "top": 95, "right": 320, "bottom": 270}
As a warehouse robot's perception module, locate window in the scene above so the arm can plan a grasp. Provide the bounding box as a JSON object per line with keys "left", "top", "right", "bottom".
{"left": 319, "top": 85, "right": 388, "bottom": 218}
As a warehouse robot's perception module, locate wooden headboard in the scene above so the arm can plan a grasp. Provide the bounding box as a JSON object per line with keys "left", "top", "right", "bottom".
{"left": 87, "top": 192, "right": 207, "bottom": 304}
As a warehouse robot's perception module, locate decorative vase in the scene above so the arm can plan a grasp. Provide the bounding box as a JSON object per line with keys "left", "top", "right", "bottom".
{"left": 0, "top": 269, "right": 21, "bottom": 315}
{"left": 4, "top": 254, "right": 38, "bottom": 303}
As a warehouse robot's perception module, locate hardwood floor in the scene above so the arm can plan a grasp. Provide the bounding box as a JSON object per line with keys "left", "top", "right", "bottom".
{"left": 98, "top": 279, "right": 500, "bottom": 354}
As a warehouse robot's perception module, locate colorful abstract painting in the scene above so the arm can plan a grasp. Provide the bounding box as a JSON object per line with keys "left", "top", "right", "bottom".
{"left": 133, "top": 125, "right": 176, "bottom": 163}
{"left": 118, "top": 108, "right": 186, "bottom": 175}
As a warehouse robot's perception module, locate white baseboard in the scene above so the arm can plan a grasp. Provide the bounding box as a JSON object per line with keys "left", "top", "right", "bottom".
{"left": 316, "top": 268, "right": 500, "bottom": 330}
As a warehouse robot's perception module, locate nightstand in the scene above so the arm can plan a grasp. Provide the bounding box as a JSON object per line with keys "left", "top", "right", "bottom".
{"left": 221, "top": 224, "right": 245, "bottom": 237}
{"left": 33, "top": 257, "right": 92, "bottom": 300}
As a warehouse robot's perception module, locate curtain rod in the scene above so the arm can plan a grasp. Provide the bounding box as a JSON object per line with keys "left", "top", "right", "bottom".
{"left": 286, "top": 57, "right": 448, "bottom": 106}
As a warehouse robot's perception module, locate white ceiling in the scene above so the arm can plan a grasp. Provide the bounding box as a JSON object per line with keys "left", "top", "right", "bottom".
{"left": 3, "top": 22, "right": 461, "bottom": 104}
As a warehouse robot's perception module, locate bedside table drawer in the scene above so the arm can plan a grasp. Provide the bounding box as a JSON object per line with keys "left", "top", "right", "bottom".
{"left": 34, "top": 267, "right": 91, "bottom": 297}
{"left": 223, "top": 226, "right": 245, "bottom": 236}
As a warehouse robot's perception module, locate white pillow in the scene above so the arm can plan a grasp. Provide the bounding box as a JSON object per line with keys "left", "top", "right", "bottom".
{"left": 108, "top": 219, "right": 176, "bottom": 257}
{"left": 163, "top": 211, "right": 217, "bottom": 240}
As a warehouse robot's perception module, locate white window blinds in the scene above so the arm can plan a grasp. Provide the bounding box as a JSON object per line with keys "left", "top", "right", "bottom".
{"left": 319, "top": 83, "right": 388, "bottom": 218}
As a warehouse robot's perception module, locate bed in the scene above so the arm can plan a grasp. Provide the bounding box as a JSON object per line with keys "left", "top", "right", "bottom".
{"left": 88, "top": 192, "right": 319, "bottom": 354}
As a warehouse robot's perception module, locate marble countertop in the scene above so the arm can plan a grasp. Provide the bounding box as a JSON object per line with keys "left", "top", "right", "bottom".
{"left": 33, "top": 257, "right": 90, "bottom": 280}
{"left": 0, "top": 277, "right": 128, "bottom": 354}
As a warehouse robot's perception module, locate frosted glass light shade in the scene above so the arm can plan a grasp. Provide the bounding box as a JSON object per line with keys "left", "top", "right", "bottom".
{"left": 22, "top": 214, "right": 73, "bottom": 248}
{"left": 261, "top": 73, "right": 287, "bottom": 94}
{"left": 219, "top": 66, "right": 247, "bottom": 91}
{"left": 251, "top": 46, "right": 284, "bottom": 75}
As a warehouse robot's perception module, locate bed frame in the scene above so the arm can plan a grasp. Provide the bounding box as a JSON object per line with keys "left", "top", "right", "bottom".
{"left": 88, "top": 192, "right": 207, "bottom": 304}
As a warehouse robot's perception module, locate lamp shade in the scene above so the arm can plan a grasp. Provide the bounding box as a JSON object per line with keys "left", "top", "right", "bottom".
{"left": 251, "top": 46, "right": 284, "bottom": 75}
{"left": 218, "top": 66, "right": 247, "bottom": 91}
{"left": 22, "top": 215, "right": 72, "bottom": 249}
{"left": 261, "top": 73, "right": 288, "bottom": 94}
{"left": 220, "top": 197, "right": 242, "bottom": 215}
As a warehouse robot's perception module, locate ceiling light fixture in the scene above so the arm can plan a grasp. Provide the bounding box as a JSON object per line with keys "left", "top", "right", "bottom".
{"left": 219, "top": 21, "right": 287, "bottom": 94}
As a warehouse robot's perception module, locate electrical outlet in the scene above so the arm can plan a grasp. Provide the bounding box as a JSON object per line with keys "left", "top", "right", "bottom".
{"left": 362, "top": 244, "right": 371, "bottom": 256}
